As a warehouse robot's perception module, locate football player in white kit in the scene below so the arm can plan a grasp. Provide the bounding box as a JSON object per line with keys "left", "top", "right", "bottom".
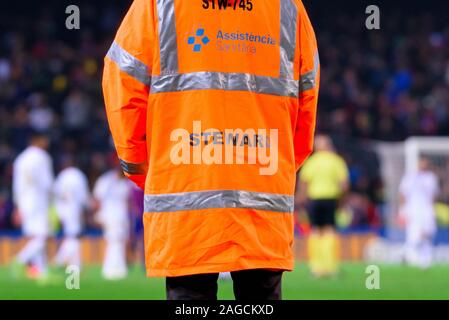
{"left": 93, "top": 165, "right": 132, "bottom": 280}
{"left": 399, "top": 157, "right": 439, "bottom": 268}
{"left": 53, "top": 155, "right": 90, "bottom": 269}
{"left": 11, "top": 132, "right": 54, "bottom": 278}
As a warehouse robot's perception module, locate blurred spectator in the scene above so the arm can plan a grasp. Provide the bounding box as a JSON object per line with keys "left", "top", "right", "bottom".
{"left": 62, "top": 89, "right": 91, "bottom": 131}
{"left": 28, "top": 93, "right": 55, "bottom": 132}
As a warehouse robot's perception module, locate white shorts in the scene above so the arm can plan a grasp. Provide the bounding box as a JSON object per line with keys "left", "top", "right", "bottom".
{"left": 61, "top": 216, "right": 82, "bottom": 238}
{"left": 104, "top": 222, "right": 129, "bottom": 242}
{"left": 406, "top": 222, "right": 436, "bottom": 244}
{"left": 23, "top": 216, "right": 49, "bottom": 237}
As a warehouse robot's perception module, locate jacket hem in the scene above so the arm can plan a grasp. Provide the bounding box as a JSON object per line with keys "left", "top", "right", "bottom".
{"left": 145, "top": 260, "right": 294, "bottom": 278}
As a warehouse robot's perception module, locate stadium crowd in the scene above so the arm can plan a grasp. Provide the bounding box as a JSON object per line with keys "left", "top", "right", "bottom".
{"left": 0, "top": 1, "right": 448, "bottom": 232}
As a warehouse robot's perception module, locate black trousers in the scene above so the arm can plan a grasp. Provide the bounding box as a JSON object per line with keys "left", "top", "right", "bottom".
{"left": 166, "top": 269, "right": 283, "bottom": 300}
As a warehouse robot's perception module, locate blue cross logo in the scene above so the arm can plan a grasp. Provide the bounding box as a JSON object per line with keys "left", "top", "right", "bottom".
{"left": 187, "top": 28, "right": 210, "bottom": 52}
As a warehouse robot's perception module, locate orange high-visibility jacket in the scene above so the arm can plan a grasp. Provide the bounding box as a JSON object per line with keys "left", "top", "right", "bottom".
{"left": 103, "top": 0, "right": 319, "bottom": 277}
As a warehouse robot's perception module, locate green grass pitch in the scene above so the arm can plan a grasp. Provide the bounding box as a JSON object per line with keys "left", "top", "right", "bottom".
{"left": 1, "top": 263, "right": 448, "bottom": 300}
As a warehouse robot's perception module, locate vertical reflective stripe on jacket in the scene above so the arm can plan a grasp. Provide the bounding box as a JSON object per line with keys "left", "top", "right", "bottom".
{"left": 156, "top": 0, "right": 179, "bottom": 74}
{"left": 279, "top": 0, "right": 298, "bottom": 79}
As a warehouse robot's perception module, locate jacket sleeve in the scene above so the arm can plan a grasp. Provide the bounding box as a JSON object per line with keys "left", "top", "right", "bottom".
{"left": 294, "top": 1, "right": 320, "bottom": 171}
{"left": 102, "top": 0, "right": 155, "bottom": 189}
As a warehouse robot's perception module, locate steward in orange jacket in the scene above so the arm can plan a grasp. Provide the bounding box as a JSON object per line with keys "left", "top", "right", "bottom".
{"left": 103, "top": 0, "right": 319, "bottom": 299}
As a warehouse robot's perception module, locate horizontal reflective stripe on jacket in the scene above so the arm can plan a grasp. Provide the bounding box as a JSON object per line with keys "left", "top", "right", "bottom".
{"left": 150, "top": 72, "right": 300, "bottom": 97}
{"left": 144, "top": 190, "right": 294, "bottom": 213}
{"left": 119, "top": 159, "right": 147, "bottom": 175}
{"left": 300, "top": 51, "right": 320, "bottom": 92}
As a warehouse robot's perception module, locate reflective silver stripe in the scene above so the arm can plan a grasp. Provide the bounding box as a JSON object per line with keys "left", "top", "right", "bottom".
{"left": 106, "top": 41, "right": 151, "bottom": 86}
{"left": 151, "top": 72, "right": 299, "bottom": 98}
{"left": 156, "top": 0, "right": 179, "bottom": 74}
{"left": 300, "top": 70, "right": 315, "bottom": 91}
{"left": 279, "top": 0, "right": 298, "bottom": 79}
{"left": 120, "top": 159, "right": 147, "bottom": 175}
{"left": 144, "top": 190, "right": 294, "bottom": 213}
{"left": 300, "top": 51, "right": 320, "bottom": 91}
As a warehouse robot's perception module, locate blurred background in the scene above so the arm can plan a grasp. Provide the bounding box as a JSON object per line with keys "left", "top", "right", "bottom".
{"left": 0, "top": 0, "right": 448, "bottom": 299}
